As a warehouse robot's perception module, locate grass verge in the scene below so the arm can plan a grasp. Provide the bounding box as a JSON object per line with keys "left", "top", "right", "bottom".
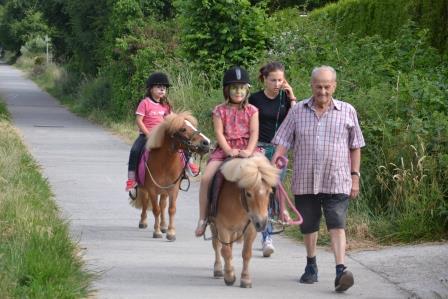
{"left": 0, "top": 99, "right": 94, "bottom": 298}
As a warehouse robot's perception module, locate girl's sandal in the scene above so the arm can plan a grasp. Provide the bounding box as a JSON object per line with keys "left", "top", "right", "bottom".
{"left": 195, "top": 219, "right": 207, "bottom": 237}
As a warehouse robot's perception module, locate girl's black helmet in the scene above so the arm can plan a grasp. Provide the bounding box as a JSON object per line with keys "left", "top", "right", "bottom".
{"left": 146, "top": 72, "right": 171, "bottom": 88}
{"left": 222, "top": 66, "right": 250, "bottom": 87}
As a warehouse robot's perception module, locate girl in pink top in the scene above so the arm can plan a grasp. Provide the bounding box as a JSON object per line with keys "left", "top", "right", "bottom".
{"left": 195, "top": 66, "right": 260, "bottom": 237}
{"left": 126, "top": 72, "right": 172, "bottom": 194}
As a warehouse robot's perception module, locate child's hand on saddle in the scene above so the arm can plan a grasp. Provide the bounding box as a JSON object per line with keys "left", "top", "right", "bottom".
{"left": 238, "top": 149, "right": 252, "bottom": 158}
{"left": 227, "top": 148, "right": 240, "bottom": 158}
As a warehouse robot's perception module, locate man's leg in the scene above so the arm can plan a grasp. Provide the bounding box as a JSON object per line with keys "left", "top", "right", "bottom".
{"left": 304, "top": 232, "right": 318, "bottom": 258}
{"left": 323, "top": 194, "right": 353, "bottom": 292}
{"left": 295, "top": 194, "right": 321, "bottom": 284}
{"left": 329, "top": 228, "right": 346, "bottom": 265}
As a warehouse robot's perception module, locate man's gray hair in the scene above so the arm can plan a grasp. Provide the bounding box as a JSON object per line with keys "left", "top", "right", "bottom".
{"left": 311, "top": 65, "right": 337, "bottom": 81}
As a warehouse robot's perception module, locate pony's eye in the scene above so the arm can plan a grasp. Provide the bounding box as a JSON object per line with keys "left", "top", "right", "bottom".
{"left": 245, "top": 191, "right": 252, "bottom": 198}
{"left": 180, "top": 128, "right": 187, "bottom": 133}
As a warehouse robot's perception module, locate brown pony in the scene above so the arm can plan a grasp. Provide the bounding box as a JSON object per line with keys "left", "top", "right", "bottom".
{"left": 130, "top": 111, "right": 210, "bottom": 241}
{"left": 209, "top": 153, "right": 279, "bottom": 288}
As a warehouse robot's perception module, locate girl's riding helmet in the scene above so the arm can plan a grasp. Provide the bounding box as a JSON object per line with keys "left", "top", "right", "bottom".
{"left": 146, "top": 72, "right": 171, "bottom": 88}
{"left": 222, "top": 66, "right": 250, "bottom": 87}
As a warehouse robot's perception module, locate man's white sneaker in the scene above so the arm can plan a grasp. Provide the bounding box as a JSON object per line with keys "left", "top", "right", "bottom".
{"left": 262, "top": 238, "right": 275, "bottom": 257}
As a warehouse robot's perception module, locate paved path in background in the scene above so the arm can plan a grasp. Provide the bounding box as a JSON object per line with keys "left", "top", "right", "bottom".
{"left": 1, "top": 62, "right": 447, "bottom": 299}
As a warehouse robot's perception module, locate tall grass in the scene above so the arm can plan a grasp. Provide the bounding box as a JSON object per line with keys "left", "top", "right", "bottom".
{"left": 0, "top": 100, "right": 94, "bottom": 298}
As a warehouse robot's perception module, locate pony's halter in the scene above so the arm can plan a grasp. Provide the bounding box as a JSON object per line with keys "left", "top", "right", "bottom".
{"left": 171, "top": 120, "right": 210, "bottom": 154}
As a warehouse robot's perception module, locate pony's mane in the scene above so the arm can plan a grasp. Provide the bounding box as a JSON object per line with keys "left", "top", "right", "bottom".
{"left": 146, "top": 111, "right": 198, "bottom": 149}
{"left": 220, "top": 153, "right": 280, "bottom": 189}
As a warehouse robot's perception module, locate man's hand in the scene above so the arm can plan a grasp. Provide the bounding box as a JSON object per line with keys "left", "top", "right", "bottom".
{"left": 350, "top": 175, "right": 360, "bottom": 199}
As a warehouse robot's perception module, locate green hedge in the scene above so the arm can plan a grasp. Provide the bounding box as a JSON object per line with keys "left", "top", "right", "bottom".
{"left": 310, "top": 0, "right": 448, "bottom": 54}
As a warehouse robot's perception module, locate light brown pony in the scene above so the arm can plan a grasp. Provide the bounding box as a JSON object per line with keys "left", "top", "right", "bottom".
{"left": 209, "top": 153, "right": 279, "bottom": 288}
{"left": 130, "top": 111, "right": 210, "bottom": 241}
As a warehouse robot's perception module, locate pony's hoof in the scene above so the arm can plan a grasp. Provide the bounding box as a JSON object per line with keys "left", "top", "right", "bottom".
{"left": 166, "top": 234, "right": 176, "bottom": 241}
{"left": 139, "top": 223, "right": 147, "bottom": 229}
{"left": 224, "top": 276, "right": 236, "bottom": 286}
{"left": 153, "top": 232, "right": 163, "bottom": 238}
{"left": 213, "top": 270, "right": 223, "bottom": 278}
{"left": 240, "top": 280, "right": 252, "bottom": 288}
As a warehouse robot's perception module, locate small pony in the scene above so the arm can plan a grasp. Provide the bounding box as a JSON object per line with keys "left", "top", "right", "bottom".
{"left": 208, "top": 153, "right": 279, "bottom": 288}
{"left": 130, "top": 111, "right": 210, "bottom": 241}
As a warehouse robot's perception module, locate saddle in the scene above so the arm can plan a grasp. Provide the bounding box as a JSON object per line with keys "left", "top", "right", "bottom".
{"left": 207, "top": 169, "right": 225, "bottom": 218}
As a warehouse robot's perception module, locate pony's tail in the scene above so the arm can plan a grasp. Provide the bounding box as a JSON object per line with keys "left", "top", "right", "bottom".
{"left": 129, "top": 189, "right": 153, "bottom": 211}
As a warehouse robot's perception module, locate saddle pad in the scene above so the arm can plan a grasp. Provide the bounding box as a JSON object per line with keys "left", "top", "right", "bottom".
{"left": 136, "top": 149, "right": 150, "bottom": 186}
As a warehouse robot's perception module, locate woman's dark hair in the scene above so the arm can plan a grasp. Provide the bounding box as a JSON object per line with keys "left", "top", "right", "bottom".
{"left": 258, "top": 61, "right": 285, "bottom": 82}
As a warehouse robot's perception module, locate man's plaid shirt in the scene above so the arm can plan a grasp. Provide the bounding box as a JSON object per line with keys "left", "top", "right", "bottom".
{"left": 272, "top": 97, "right": 365, "bottom": 195}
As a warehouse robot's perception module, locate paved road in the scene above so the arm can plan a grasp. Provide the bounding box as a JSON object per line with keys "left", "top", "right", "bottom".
{"left": 1, "top": 63, "right": 447, "bottom": 299}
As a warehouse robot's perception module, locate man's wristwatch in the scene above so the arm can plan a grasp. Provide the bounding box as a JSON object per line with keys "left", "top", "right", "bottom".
{"left": 351, "top": 171, "right": 361, "bottom": 178}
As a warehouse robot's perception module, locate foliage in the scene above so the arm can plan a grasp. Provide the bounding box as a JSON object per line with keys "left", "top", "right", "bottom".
{"left": 61, "top": 0, "right": 112, "bottom": 74}
{"left": 101, "top": 16, "right": 179, "bottom": 118}
{"left": 140, "top": 0, "right": 175, "bottom": 19}
{"left": 251, "top": 0, "right": 337, "bottom": 12}
{"left": 0, "top": 1, "right": 49, "bottom": 54}
{"left": 20, "top": 36, "right": 47, "bottom": 56}
{"left": 175, "top": 0, "right": 270, "bottom": 83}
{"left": 310, "top": 0, "right": 448, "bottom": 54}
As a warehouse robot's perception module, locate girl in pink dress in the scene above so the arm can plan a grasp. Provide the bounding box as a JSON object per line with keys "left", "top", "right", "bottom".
{"left": 195, "top": 66, "right": 260, "bottom": 237}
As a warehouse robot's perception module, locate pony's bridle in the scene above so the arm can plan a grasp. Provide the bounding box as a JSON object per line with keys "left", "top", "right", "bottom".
{"left": 145, "top": 122, "right": 209, "bottom": 191}
{"left": 209, "top": 189, "right": 251, "bottom": 246}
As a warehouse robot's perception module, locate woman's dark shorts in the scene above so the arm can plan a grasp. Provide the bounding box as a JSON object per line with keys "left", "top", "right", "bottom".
{"left": 294, "top": 193, "right": 349, "bottom": 234}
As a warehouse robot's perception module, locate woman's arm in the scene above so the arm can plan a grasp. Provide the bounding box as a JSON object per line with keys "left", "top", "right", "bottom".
{"left": 283, "top": 79, "right": 296, "bottom": 106}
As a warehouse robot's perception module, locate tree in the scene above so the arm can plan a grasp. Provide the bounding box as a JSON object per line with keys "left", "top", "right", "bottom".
{"left": 0, "top": 0, "right": 49, "bottom": 54}
{"left": 175, "top": 0, "right": 269, "bottom": 81}
{"left": 62, "top": 0, "right": 112, "bottom": 74}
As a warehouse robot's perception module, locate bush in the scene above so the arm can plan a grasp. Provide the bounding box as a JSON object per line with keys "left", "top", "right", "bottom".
{"left": 175, "top": 0, "right": 270, "bottom": 84}
{"left": 310, "top": 0, "right": 448, "bottom": 54}
{"left": 75, "top": 76, "right": 112, "bottom": 113}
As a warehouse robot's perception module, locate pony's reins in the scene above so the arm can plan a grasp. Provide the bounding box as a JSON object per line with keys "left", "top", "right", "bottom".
{"left": 272, "top": 155, "right": 303, "bottom": 227}
{"left": 204, "top": 188, "right": 253, "bottom": 245}
{"left": 145, "top": 127, "right": 208, "bottom": 191}
{"left": 145, "top": 160, "right": 187, "bottom": 190}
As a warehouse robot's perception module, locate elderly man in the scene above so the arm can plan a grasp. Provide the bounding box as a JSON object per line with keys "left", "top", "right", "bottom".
{"left": 271, "top": 66, "right": 365, "bottom": 292}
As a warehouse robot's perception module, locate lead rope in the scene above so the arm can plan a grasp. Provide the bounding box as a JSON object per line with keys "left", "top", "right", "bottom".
{"left": 274, "top": 156, "right": 303, "bottom": 226}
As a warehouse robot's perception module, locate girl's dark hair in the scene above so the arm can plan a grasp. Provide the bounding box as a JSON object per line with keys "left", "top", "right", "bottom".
{"left": 258, "top": 61, "right": 285, "bottom": 82}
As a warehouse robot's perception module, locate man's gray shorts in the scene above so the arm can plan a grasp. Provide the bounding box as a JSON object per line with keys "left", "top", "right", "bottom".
{"left": 294, "top": 193, "right": 349, "bottom": 234}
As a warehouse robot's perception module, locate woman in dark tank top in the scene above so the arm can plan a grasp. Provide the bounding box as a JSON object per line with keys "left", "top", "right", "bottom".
{"left": 248, "top": 61, "right": 297, "bottom": 257}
